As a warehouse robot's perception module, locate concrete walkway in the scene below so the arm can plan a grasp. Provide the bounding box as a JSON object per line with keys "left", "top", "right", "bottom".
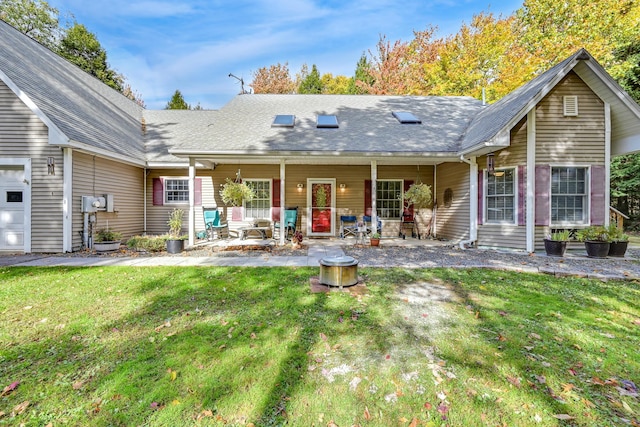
{"left": 1, "top": 238, "right": 639, "bottom": 282}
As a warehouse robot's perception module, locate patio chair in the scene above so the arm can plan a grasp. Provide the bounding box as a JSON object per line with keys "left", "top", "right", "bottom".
{"left": 399, "top": 210, "right": 419, "bottom": 239}
{"left": 273, "top": 207, "right": 298, "bottom": 239}
{"left": 203, "top": 208, "right": 229, "bottom": 239}
{"left": 339, "top": 215, "right": 358, "bottom": 238}
{"left": 363, "top": 215, "right": 382, "bottom": 236}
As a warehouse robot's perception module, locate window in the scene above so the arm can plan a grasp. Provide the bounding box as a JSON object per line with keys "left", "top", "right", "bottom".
{"left": 165, "top": 178, "right": 189, "bottom": 204}
{"left": 272, "top": 115, "right": 295, "bottom": 127}
{"left": 244, "top": 180, "right": 271, "bottom": 219}
{"left": 317, "top": 115, "right": 339, "bottom": 128}
{"left": 7, "top": 191, "right": 23, "bottom": 203}
{"left": 377, "top": 180, "right": 402, "bottom": 219}
{"left": 392, "top": 111, "right": 422, "bottom": 124}
{"left": 551, "top": 167, "right": 587, "bottom": 224}
{"left": 486, "top": 169, "right": 515, "bottom": 223}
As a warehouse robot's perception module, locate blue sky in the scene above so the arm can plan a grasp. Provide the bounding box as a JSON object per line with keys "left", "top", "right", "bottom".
{"left": 47, "top": 0, "right": 523, "bottom": 109}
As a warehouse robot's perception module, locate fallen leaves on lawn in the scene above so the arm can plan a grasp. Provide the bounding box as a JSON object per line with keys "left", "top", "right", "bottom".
{"left": 154, "top": 321, "right": 171, "bottom": 332}
{"left": 12, "top": 401, "right": 29, "bottom": 416}
{"left": 553, "top": 414, "right": 575, "bottom": 420}
{"left": 1, "top": 381, "right": 19, "bottom": 397}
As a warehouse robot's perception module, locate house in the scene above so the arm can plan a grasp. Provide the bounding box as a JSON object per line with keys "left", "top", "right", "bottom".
{"left": 1, "top": 19, "right": 640, "bottom": 254}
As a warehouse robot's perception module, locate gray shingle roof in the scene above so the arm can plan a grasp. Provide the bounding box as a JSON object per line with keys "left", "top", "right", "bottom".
{"left": 0, "top": 20, "right": 145, "bottom": 162}
{"left": 169, "top": 94, "right": 485, "bottom": 156}
{"left": 144, "top": 110, "right": 219, "bottom": 163}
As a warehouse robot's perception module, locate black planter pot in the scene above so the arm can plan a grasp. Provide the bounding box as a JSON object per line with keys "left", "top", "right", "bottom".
{"left": 608, "top": 241, "right": 629, "bottom": 257}
{"left": 166, "top": 239, "right": 184, "bottom": 254}
{"left": 584, "top": 241, "right": 610, "bottom": 258}
{"left": 544, "top": 239, "right": 568, "bottom": 257}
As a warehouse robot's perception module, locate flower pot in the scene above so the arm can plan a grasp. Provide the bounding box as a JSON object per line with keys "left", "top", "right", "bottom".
{"left": 608, "top": 241, "right": 628, "bottom": 257}
{"left": 166, "top": 239, "right": 184, "bottom": 254}
{"left": 93, "top": 241, "right": 121, "bottom": 252}
{"left": 584, "top": 241, "right": 610, "bottom": 258}
{"left": 544, "top": 239, "right": 567, "bottom": 257}
{"left": 370, "top": 238, "right": 380, "bottom": 247}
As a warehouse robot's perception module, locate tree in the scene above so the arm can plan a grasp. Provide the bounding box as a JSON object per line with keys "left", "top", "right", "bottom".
{"left": 348, "top": 53, "right": 374, "bottom": 94}
{"left": 165, "top": 90, "right": 190, "bottom": 110}
{"left": 359, "top": 35, "right": 411, "bottom": 95}
{"left": 58, "top": 23, "right": 123, "bottom": 91}
{"left": 298, "top": 64, "right": 323, "bottom": 94}
{"left": 250, "top": 62, "right": 296, "bottom": 94}
{"left": 0, "top": 0, "right": 60, "bottom": 48}
{"left": 320, "top": 73, "right": 351, "bottom": 94}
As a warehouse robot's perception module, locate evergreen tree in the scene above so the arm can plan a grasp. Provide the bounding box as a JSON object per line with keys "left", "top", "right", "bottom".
{"left": 298, "top": 64, "right": 323, "bottom": 94}
{"left": 348, "top": 53, "right": 374, "bottom": 94}
{"left": 165, "top": 90, "right": 190, "bottom": 110}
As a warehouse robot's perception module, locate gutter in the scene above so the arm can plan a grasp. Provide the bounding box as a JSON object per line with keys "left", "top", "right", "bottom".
{"left": 458, "top": 155, "right": 478, "bottom": 249}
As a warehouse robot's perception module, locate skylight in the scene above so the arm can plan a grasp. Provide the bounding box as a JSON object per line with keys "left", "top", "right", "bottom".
{"left": 392, "top": 111, "right": 422, "bottom": 124}
{"left": 272, "top": 115, "right": 295, "bottom": 127}
{"left": 317, "top": 115, "right": 339, "bottom": 128}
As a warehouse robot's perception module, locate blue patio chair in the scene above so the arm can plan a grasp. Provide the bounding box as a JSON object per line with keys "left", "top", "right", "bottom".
{"left": 203, "top": 208, "right": 229, "bottom": 239}
{"left": 339, "top": 215, "right": 358, "bottom": 238}
{"left": 273, "top": 207, "right": 298, "bottom": 239}
{"left": 363, "top": 215, "right": 382, "bottom": 236}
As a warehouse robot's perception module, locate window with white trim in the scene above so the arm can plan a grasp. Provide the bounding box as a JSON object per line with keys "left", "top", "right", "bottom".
{"left": 244, "top": 180, "right": 271, "bottom": 219}
{"left": 551, "top": 167, "right": 587, "bottom": 224}
{"left": 486, "top": 168, "right": 515, "bottom": 223}
{"left": 376, "top": 180, "right": 402, "bottom": 219}
{"left": 165, "top": 178, "right": 189, "bottom": 204}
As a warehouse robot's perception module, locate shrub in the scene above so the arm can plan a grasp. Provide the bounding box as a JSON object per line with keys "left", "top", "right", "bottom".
{"left": 126, "top": 235, "right": 168, "bottom": 252}
{"left": 94, "top": 228, "right": 122, "bottom": 242}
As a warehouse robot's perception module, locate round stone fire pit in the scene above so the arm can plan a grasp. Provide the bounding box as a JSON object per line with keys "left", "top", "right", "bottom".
{"left": 319, "top": 255, "right": 359, "bottom": 288}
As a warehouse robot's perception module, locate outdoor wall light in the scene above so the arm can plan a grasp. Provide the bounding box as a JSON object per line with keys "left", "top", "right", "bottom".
{"left": 486, "top": 153, "right": 495, "bottom": 175}
{"left": 339, "top": 183, "right": 346, "bottom": 192}
{"left": 47, "top": 156, "right": 55, "bottom": 175}
{"left": 297, "top": 183, "right": 304, "bottom": 192}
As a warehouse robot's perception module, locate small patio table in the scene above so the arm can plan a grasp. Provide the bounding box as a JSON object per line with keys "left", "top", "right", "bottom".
{"left": 239, "top": 226, "right": 270, "bottom": 240}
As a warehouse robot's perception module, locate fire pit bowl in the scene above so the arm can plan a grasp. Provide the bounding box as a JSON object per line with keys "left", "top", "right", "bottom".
{"left": 319, "top": 255, "right": 359, "bottom": 288}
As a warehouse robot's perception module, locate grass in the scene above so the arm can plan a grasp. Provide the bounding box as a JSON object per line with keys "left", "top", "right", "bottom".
{"left": 0, "top": 266, "right": 638, "bottom": 426}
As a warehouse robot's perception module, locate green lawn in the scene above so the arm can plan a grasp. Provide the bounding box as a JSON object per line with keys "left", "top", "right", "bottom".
{"left": 0, "top": 266, "right": 638, "bottom": 426}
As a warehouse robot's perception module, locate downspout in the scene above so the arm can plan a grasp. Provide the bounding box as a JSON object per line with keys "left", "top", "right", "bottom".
{"left": 188, "top": 158, "right": 196, "bottom": 247}
{"left": 458, "top": 155, "right": 478, "bottom": 249}
{"left": 280, "top": 160, "right": 286, "bottom": 246}
{"left": 62, "top": 147, "right": 73, "bottom": 252}
{"left": 432, "top": 164, "right": 437, "bottom": 238}
{"left": 143, "top": 167, "right": 147, "bottom": 235}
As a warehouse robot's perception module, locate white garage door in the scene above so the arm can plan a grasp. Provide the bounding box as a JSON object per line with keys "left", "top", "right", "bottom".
{"left": 0, "top": 166, "right": 25, "bottom": 251}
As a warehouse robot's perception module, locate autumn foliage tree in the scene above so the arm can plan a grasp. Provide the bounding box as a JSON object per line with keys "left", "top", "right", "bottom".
{"left": 250, "top": 62, "right": 296, "bottom": 94}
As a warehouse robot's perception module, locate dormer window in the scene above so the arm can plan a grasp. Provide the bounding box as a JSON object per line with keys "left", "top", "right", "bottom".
{"left": 392, "top": 111, "right": 422, "bottom": 124}
{"left": 563, "top": 96, "right": 578, "bottom": 116}
{"left": 317, "top": 115, "right": 339, "bottom": 128}
{"left": 272, "top": 115, "right": 295, "bottom": 127}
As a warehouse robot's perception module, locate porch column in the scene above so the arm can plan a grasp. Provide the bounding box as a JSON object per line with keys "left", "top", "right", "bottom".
{"left": 526, "top": 109, "right": 536, "bottom": 253}
{"left": 469, "top": 156, "right": 478, "bottom": 243}
{"left": 62, "top": 147, "right": 72, "bottom": 253}
{"left": 371, "top": 160, "right": 378, "bottom": 233}
{"left": 188, "top": 158, "right": 196, "bottom": 246}
{"left": 604, "top": 102, "right": 611, "bottom": 226}
{"left": 280, "top": 160, "right": 286, "bottom": 246}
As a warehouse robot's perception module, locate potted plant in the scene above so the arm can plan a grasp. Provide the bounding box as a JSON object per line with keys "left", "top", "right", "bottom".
{"left": 544, "top": 230, "right": 570, "bottom": 257}
{"left": 370, "top": 232, "right": 381, "bottom": 247}
{"left": 220, "top": 177, "right": 255, "bottom": 221}
{"left": 576, "top": 225, "right": 610, "bottom": 258}
{"left": 166, "top": 208, "right": 186, "bottom": 254}
{"left": 401, "top": 182, "right": 432, "bottom": 239}
{"left": 93, "top": 228, "right": 122, "bottom": 252}
{"left": 607, "top": 224, "right": 630, "bottom": 257}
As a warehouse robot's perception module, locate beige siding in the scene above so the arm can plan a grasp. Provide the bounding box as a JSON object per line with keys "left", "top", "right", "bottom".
{"left": 476, "top": 117, "right": 529, "bottom": 250}
{"left": 72, "top": 152, "right": 144, "bottom": 250}
{"left": 0, "top": 81, "right": 64, "bottom": 252}
{"left": 147, "top": 164, "right": 434, "bottom": 238}
{"left": 536, "top": 71, "right": 605, "bottom": 164}
{"left": 478, "top": 225, "right": 526, "bottom": 250}
{"left": 435, "top": 162, "right": 470, "bottom": 242}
